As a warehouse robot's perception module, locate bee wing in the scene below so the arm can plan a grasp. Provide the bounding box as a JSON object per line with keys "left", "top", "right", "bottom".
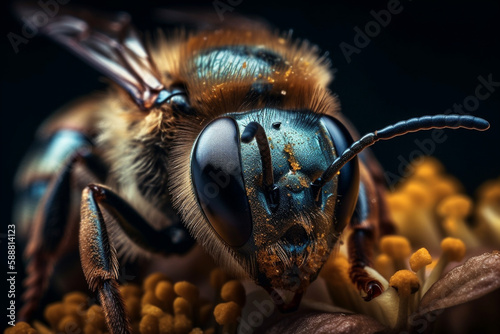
{"left": 16, "top": 5, "right": 164, "bottom": 110}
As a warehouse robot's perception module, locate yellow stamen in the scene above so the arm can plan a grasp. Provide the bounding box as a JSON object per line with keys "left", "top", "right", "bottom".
{"left": 174, "top": 281, "right": 199, "bottom": 306}
{"left": 143, "top": 273, "right": 170, "bottom": 291}
{"left": 431, "top": 177, "right": 461, "bottom": 202}
{"left": 190, "top": 328, "right": 204, "bottom": 334}
{"left": 410, "top": 248, "right": 432, "bottom": 299}
{"left": 476, "top": 181, "right": 500, "bottom": 244}
{"left": 438, "top": 195, "right": 479, "bottom": 247}
{"left": 412, "top": 157, "right": 443, "bottom": 179}
{"left": 174, "top": 314, "right": 193, "bottom": 334}
{"left": 142, "top": 290, "right": 165, "bottom": 309}
{"left": 139, "top": 314, "right": 160, "bottom": 334}
{"left": 437, "top": 195, "right": 472, "bottom": 218}
{"left": 173, "top": 297, "right": 192, "bottom": 318}
{"left": 58, "top": 315, "right": 82, "bottom": 332}
{"left": 380, "top": 236, "right": 412, "bottom": 261}
{"left": 158, "top": 314, "right": 174, "bottom": 333}
{"left": 221, "top": 280, "right": 246, "bottom": 307}
{"left": 214, "top": 302, "right": 241, "bottom": 334}
{"left": 374, "top": 254, "right": 395, "bottom": 281}
{"left": 141, "top": 304, "right": 164, "bottom": 318}
{"left": 380, "top": 235, "right": 412, "bottom": 270}
{"left": 213, "top": 302, "right": 241, "bottom": 325}
{"left": 422, "top": 238, "right": 466, "bottom": 295}
{"left": 402, "top": 181, "right": 434, "bottom": 208}
{"left": 389, "top": 270, "right": 420, "bottom": 331}
{"left": 4, "top": 322, "right": 37, "bottom": 334}
{"left": 389, "top": 270, "right": 420, "bottom": 297}
{"left": 155, "top": 280, "right": 175, "bottom": 313}
{"left": 441, "top": 237, "right": 466, "bottom": 262}
{"left": 409, "top": 248, "right": 432, "bottom": 272}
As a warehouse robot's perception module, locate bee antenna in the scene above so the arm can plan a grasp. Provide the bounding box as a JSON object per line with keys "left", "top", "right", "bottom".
{"left": 242, "top": 122, "right": 280, "bottom": 209}
{"left": 312, "top": 114, "right": 490, "bottom": 200}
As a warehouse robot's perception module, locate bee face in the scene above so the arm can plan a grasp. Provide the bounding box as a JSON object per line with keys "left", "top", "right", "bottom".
{"left": 190, "top": 109, "right": 356, "bottom": 293}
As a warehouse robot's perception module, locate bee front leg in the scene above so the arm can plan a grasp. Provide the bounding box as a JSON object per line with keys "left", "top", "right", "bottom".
{"left": 348, "top": 164, "right": 384, "bottom": 301}
{"left": 80, "top": 183, "right": 196, "bottom": 334}
{"left": 80, "top": 185, "right": 130, "bottom": 334}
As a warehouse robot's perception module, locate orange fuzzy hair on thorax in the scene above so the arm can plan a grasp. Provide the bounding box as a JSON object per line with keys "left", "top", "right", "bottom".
{"left": 152, "top": 28, "right": 339, "bottom": 119}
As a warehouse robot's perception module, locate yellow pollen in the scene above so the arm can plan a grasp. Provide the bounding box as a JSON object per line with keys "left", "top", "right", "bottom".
{"left": 143, "top": 273, "right": 170, "bottom": 291}
{"left": 402, "top": 182, "right": 433, "bottom": 208}
{"left": 213, "top": 302, "right": 241, "bottom": 325}
{"left": 481, "top": 183, "right": 500, "bottom": 202}
{"left": 437, "top": 195, "right": 472, "bottom": 218}
{"left": 386, "top": 193, "right": 412, "bottom": 212}
{"left": 173, "top": 281, "right": 199, "bottom": 305}
{"left": 173, "top": 297, "right": 191, "bottom": 316}
{"left": 139, "top": 314, "right": 159, "bottom": 334}
{"left": 389, "top": 270, "right": 420, "bottom": 297}
{"left": 409, "top": 248, "right": 432, "bottom": 272}
{"left": 155, "top": 281, "right": 175, "bottom": 303}
{"left": 440, "top": 237, "right": 466, "bottom": 262}
{"left": 141, "top": 304, "right": 164, "bottom": 318}
{"left": 412, "top": 157, "right": 444, "bottom": 179}
{"left": 284, "top": 143, "right": 301, "bottom": 173}
{"left": 380, "top": 236, "right": 412, "bottom": 260}
{"left": 433, "top": 178, "right": 461, "bottom": 201}
{"left": 221, "top": 280, "right": 246, "bottom": 307}
{"left": 242, "top": 61, "right": 247, "bottom": 69}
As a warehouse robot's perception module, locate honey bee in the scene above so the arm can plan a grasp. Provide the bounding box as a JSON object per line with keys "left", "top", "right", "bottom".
{"left": 13, "top": 5, "right": 489, "bottom": 334}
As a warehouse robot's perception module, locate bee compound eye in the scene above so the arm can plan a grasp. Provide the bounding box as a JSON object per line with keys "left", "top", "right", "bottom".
{"left": 191, "top": 117, "right": 253, "bottom": 247}
{"left": 155, "top": 88, "right": 193, "bottom": 114}
{"left": 320, "top": 116, "right": 360, "bottom": 231}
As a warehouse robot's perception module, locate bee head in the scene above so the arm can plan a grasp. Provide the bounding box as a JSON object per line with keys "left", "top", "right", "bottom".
{"left": 190, "top": 109, "right": 359, "bottom": 304}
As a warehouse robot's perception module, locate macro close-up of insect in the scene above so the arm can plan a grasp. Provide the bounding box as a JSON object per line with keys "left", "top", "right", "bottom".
{"left": 2, "top": 1, "right": 500, "bottom": 334}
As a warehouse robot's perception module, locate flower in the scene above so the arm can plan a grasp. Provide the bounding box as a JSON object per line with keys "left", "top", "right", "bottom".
{"left": 6, "top": 158, "right": 500, "bottom": 334}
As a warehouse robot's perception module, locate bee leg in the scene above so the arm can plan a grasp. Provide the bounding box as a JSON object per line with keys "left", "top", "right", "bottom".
{"left": 348, "top": 164, "right": 384, "bottom": 301}
{"left": 80, "top": 185, "right": 131, "bottom": 334}
{"left": 359, "top": 149, "right": 396, "bottom": 235}
{"left": 19, "top": 150, "right": 104, "bottom": 321}
{"left": 80, "top": 183, "right": 196, "bottom": 334}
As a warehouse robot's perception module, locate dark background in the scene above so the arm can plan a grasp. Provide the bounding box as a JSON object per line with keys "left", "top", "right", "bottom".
{"left": 1, "top": 0, "right": 499, "bottom": 329}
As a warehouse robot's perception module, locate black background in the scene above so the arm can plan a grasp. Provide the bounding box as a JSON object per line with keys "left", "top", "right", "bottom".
{"left": 1, "top": 0, "right": 500, "bottom": 329}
